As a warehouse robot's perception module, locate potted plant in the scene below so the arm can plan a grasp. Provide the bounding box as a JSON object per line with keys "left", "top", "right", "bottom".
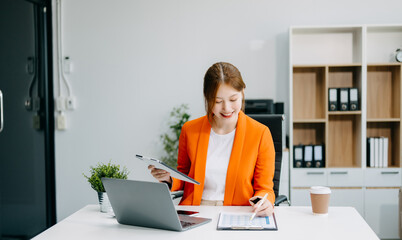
{"left": 83, "top": 161, "right": 129, "bottom": 212}
{"left": 160, "top": 104, "right": 190, "bottom": 169}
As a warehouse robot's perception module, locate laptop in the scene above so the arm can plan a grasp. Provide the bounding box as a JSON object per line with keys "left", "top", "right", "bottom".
{"left": 101, "top": 178, "right": 212, "bottom": 231}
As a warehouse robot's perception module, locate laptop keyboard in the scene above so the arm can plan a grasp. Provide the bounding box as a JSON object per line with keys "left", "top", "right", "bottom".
{"left": 180, "top": 221, "right": 197, "bottom": 228}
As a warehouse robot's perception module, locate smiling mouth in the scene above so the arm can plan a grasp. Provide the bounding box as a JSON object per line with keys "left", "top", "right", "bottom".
{"left": 220, "top": 112, "right": 234, "bottom": 118}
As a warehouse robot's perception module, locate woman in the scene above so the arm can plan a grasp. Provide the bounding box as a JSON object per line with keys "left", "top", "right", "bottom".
{"left": 149, "top": 62, "right": 275, "bottom": 217}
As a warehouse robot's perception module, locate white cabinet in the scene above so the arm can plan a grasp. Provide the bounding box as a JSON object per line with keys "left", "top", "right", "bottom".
{"left": 290, "top": 188, "right": 311, "bottom": 206}
{"left": 330, "top": 188, "right": 364, "bottom": 217}
{"left": 328, "top": 169, "right": 364, "bottom": 187}
{"left": 291, "top": 169, "right": 326, "bottom": 187}
{"left": 365, "top": 188, "right": 399, "bottom": 239}
{"left": 365, "top": 168, "right": 401, "bottom": 187}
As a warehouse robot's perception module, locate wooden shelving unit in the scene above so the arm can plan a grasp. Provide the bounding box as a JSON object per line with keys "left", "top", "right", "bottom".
{"left": 293, "top": 67, "right": 326, "bottom": 120}
{"left": 289, "top": 25, "right": 402, "bottom": 239}
{"left": 292, "top": 64, "right": 362, "bottom": 168}
{"left": 290, "top": 26, "right": 402, "bottom": 170}
{"left": 327, "top": 114, "right": 361, "bottom": 168}
{"left": 293, "top": 122, "right": 325, "bottom": 145}
{"left": 366, "top": 64, "right": 401, "bottom": 167}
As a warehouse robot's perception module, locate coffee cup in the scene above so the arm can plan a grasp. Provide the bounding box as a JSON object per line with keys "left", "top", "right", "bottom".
{"left": 309, "top": 186, "right": 331, "bottom": 215}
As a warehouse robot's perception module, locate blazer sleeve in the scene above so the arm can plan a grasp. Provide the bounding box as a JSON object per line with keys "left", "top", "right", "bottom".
{"left": 171, "top": 122, "right": 191, "bottom": 191}
{"left": 253, "top": 127, "right": 276, "bottom": 205}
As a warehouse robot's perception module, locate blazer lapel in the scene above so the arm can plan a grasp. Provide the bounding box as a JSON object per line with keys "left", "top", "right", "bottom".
{"left": 192, "top": 117, "right": 211, "bottom": 205}
{"left": 223, "top": 111, "right": 246, "bottom": 205}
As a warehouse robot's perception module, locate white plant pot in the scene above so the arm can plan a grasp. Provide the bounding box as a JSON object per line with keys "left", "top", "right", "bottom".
{"left": 97, "top": 192, "right": 112, "bottom": 213}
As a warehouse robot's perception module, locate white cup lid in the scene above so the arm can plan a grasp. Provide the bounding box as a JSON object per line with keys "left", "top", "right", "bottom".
{"left": 310, "top": 186, "right": 331, "bottom": 194}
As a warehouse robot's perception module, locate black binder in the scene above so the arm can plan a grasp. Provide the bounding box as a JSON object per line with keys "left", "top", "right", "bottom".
{"left": 328, "top": 88, "right": 338, "bottom": 111}
{"left": 349, "top": 88, "right": 359, "bottom": 111}
{"left": 303, "top": 145, "right": 313, "bottom": 168}
{"left": 293, "top": 145, "right": 303, "bottom": 168}
{"left": 313, "top": 144, "right": 325, "bottom": 168}
{"left": 339, "top": 88, "right": 349, "bottom": 111}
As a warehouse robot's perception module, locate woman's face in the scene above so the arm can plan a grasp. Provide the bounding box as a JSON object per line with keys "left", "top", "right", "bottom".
{"left": 212, "top": 83, "right": 243, "bottom": 125}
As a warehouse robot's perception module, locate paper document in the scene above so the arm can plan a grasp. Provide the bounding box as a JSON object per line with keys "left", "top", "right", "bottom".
{"left": 217, "top": 212, "right": 277, "bottom": 230}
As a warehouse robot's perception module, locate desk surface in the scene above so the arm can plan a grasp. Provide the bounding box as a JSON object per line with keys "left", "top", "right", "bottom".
{"left": 33, "top": 205, "right": 379, "bottom": 240}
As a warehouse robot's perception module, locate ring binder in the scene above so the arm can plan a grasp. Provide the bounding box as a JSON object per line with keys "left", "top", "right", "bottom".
{"left": 328, "top": 88, "right": 338, "bottom": 111}
{"left": 293, "top": 145, "right": 303, "bottom": 168}
{"left": 303, "top": 145, "right": 313, "bottom": 168}
{"left": 339, "top": 88, "right": 349, "bottom": 111}
{"left": 349, "top": 88, "right": 359, "bottom": 111}
{"left": 313, "top": 145, "right": 325, "bottom": 168}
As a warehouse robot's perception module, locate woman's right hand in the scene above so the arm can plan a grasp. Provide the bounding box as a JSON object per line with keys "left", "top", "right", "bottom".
{"left": 148, "top": 165, "right": 172, "bottom": 184}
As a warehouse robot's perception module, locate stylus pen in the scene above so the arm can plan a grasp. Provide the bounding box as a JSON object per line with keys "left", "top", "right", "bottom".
{"left": 249, "top": 193, "right": 268, "bottom": 222}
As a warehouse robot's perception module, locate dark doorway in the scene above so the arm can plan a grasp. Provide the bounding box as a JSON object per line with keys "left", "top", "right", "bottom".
{"left": 0, "top": 0, "right": 55, "bottom": 239}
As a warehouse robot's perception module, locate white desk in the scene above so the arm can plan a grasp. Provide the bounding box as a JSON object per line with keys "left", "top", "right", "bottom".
{"left": 33, "top": 205, "right": 379, "bottom": 240}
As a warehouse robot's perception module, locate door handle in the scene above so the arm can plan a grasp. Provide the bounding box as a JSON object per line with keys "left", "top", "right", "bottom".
{"left": 330, "top": 171, "right": 348, "bottom": 175}
{"left": 0, "top": 90, "right": 3, "bottom": 132}
{"left": 307, "top": 172, "right": 325, "bottom": 175}
{"left": 381, "top": 171, "right": 399, "bottom": 175}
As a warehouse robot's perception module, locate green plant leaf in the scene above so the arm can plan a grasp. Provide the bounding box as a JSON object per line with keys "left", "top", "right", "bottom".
{"left": 160, "top": 104, "right": 190, "bottom": 169}
{"left": 83, "top": 161, "right": 129, "bottom": 192}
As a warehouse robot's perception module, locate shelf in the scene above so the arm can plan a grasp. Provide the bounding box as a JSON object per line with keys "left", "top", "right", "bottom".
{"left": 367, "top": 26, "right": 402, "bottom": 63}
{"left": 367, "top": 122, "right": 400, "bottom": 167}
{"left": 293, "top": 119, "right": 326, "bottom": 123}
{"left": 291, "top": 27, "right": 363, "bottom": 65}
{"left": 293, "top": 63, "right": 362, "bottom": 68}
{"left": 367, "top": 65, "right": 401, "bottom": 119}
{"left": 293, "top": 122, "right": 325, "bottom": 146}
{"left": 293, "top": 67, "right": 326, "bottom": 119}
{"left": 367, "top": 118, "right": 400, "bottom": 122}
{"left": 327, "top": 115, "right": 362, "bottom": 168}
{"left": 328, "top": 63, "right": 362, "bottom": 67}
{"left": 328, "top": 66, "right": 362, "bottom": 89}
{"left": 368, "top": 63, "right": 402, "bottom": 67}
{"left": 366, "top": 167, "right": 401, "bottom": 169}
{"left": 328, "top": 111, "right": 361, "bottom": 115}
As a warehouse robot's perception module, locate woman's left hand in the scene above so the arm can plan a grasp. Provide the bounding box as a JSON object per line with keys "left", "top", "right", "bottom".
{"left": 249, "top": 196, "right": 274, "bottom": 217}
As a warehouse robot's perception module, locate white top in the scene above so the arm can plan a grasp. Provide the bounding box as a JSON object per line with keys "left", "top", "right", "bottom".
{"left": 32, "top": 205, "right": 379, "bottom": 240}
{"left": 202, "top": 128, "right": 236, "bottom": 201}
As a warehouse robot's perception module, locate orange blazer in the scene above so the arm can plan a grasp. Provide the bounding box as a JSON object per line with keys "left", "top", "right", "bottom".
{"left": 171, "top": 111, "right": 275, "bottom": 206}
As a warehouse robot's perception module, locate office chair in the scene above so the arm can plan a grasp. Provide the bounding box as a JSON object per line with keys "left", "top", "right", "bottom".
{"left": 171, "top": 114, "right": 289, "bottom": 206}
{"left": 247, "top": 114, "right": 289, "bottom": 206}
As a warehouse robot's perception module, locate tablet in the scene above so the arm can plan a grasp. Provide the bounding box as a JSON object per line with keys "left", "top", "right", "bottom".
{"left": 136, "top": 154, "right": 200, "bottom": 185}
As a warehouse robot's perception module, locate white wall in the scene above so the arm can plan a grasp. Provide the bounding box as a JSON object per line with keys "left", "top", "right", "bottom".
{"left": 53, "top": 0, "right": 402, "bottom": 220}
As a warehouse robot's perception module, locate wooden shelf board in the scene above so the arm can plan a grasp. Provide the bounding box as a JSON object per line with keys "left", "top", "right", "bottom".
{"left": 293, "top": 63, "right": 362, "bottom": 68}
{"left": 367, "top": 118, "right": 400, "bottom": 122}
{"left": 326, "top": 166, "right": 362, "bottom": 169}
{"left": 293, "top": 65, "right": 326, "bottom": 68}
{"left": 328, "top": 111, "right": 362, "bottom": 115}
{"left": 366, "top": 166, "right": 401, "bottom": 169}
{"left": 367, "top": 63, "right": 402, "bottom": 67}
{"left": 293, "top": 119, "right": 326, "bottom": 123}
{"left": 327, "top": 63, "right": 362, "bottom": 67}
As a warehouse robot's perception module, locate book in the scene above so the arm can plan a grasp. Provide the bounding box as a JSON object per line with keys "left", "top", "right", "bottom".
{"left": 374, "top": 138, "right": 379, "bottom": 168}
{"left": 383, "top": 137, "right": 388, "bottom": 168}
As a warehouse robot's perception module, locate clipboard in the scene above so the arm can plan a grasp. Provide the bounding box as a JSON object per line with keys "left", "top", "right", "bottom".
{"left": 135, "top": 154, "right": 200, "bottom": 185}
{"left": 217, "top": 212, "right": 278, "bottom": 231}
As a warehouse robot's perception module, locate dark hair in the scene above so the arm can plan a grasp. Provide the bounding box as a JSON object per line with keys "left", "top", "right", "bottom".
{"left": 203, "top": 62, "right": 246, "bottom": 122}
